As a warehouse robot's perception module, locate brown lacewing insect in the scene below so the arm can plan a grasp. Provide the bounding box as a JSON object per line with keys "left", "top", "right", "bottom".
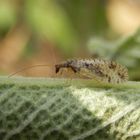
{"left": 8, "top": 58, "right": 129, "bottom": 84}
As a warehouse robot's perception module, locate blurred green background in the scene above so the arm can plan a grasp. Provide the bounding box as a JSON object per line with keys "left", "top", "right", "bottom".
{"left": 0, "top": 0, "right": 140, "bottom": 80}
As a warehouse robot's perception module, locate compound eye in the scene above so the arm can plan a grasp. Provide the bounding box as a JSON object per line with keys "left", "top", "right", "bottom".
{"left": 55, "top": 65, "right": 60, "bottom": 73}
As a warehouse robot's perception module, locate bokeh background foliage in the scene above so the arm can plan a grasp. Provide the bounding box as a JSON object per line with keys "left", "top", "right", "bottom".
{"left": 0, "top": 0, "right": 140, "bottom": 80}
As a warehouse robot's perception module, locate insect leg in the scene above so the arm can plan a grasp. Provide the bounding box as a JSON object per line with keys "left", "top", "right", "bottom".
{"left": 69, "top": 66, "right": 80, "bottom": 73}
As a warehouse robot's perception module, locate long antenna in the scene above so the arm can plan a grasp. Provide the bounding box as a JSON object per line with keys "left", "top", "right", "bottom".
{"left": 8, "top": 45, "right": 57, "bottom": 78}
{"left": 8, "top": 64, "right": 54, "bottom": 78}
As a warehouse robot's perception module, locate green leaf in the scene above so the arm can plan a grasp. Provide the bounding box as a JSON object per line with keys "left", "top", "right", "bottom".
{"left": 0, "top": 77, "right": 140, "bottom": 140}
